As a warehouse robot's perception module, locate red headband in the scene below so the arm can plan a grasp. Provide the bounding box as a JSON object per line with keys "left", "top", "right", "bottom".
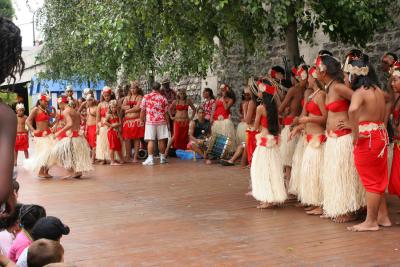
{"left": 220, "top": 84, "right": 229, "bottom": 91}
{"left": 309, "top": 67, "right": 317, "bottom": 78}
{"left": 102, "top": 88, "right": 112, "bottom": 95}
{"left": 257, "top": 80, "right": 276, "bottom": 96}
{"left": 40, "top": 95, "right": 50, "bottom": 102}
{"left": 315, "top": 56, "right": 326, "bottom": 71}
{"left": 269, "top": 69, "right": 277, "bottom": 79}
{"left": 58, "top": 96, "right": 68, "bottom": 104}
{"left": 291, "top": 67, "right": 297, "bottom": 76}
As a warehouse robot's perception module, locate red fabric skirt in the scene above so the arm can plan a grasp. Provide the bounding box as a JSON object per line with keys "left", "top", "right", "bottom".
{"left": 86, "top": 125, "right": 97, "bottom": 148}
{"left": 389, "top": 141, "right": 400, "bottom": 196}
{"left": 15, "top": 132, "right": 29, "bottom": 151}
{"left": 173, "top": 120, "right": 189, "bottom": 150}
{"left": 108, "top": 129, "right": 122, "bottom": 151}
{"left": 353, "top": 126, "right": 388, "bottom": 194}
{"left": 246, "top": 129, "right": 257, "bottom": 166}
{"left": 122, "top": 118, "right": 144, "bottom": 140}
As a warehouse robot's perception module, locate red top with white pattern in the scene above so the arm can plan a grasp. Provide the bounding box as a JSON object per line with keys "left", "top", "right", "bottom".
{"left": 141, "top": 91, "right": 169, "bottom": 125}
{"left": 202, "top": 99, "right": 216, "bottom": 120}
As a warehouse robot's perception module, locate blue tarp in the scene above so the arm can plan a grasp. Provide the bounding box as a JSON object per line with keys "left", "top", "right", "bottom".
{"left": 29, "top": 76, "right": 106, "bottom": 95}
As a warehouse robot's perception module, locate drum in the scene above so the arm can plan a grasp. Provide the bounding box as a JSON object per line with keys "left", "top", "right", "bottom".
{"left": 206, "top": 134, "right": 233, "bottom": 159}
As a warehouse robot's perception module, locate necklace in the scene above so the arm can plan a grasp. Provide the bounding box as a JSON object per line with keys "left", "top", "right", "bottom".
{"left": 38, "top": 105, "right": 48, "bottom": 114}
{"left": 308, "top": 89, "right": 321, "bottom": 101}
{"left": 324, "top": 79, "right": 335, "bottom": 92}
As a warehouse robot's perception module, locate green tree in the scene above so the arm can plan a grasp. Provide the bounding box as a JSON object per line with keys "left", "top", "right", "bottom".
{"left": 0, "top": 0, "right": 14, "bottom": 19}
{"left": 37, "top": 0, "right": 398, "bottom": 83}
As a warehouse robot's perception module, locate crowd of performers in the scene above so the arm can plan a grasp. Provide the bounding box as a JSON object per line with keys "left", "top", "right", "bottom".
{"left": 17, "top": 49, "right": 400, "bottom": 232}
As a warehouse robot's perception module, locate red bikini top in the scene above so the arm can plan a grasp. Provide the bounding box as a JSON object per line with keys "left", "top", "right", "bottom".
{"left": 35, "top": 110, "right": 50, "bottom": 122}
{"left": 109, "top": 117, "right": 119, "bottom": 124}
{"left": 306, "top": 100, "right": 322, "bottom": 116}
{"left": 176, "top": 104, "right": 189, "bottom": 111}
{"left": 100, "top": 107, "right": 108, "bottom": 118}
{"left": 127, "top": 101, "right": 137, "bottom": 107}
{"left": 213, "top": 99, "right": 230, "bottom": 120}
{"left": 325, "top": 99, "right": 350, "bottom": 112}
{"left": 261, "top": 115, "right": 268, "bottom": 128}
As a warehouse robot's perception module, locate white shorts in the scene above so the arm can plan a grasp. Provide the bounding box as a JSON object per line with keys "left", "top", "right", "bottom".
{"left": 144, "top": 123, "right": 170, "bottom": 140}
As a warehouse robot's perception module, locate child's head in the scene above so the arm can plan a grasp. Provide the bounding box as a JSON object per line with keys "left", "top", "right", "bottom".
{"left": 31, "top": 216, "right": 70, "bottom": 241}
{"left": 0, "top": 203, "right": 22, "bottom": 233}
{"left": 27, "top": 239, "right": 64, "bottom": 267}
{"left": 16, "top": 103, "right": 25, "bottom": 116}
{"left": 109, "top": 100, "right": 118, "bottom": 114}
{"left": 19, "top": 204, "right": 46, "bottom": 232}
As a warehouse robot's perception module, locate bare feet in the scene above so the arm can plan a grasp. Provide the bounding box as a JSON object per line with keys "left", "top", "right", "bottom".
{"left": 257, "top": 202, "right": 275, "bottom": 209}
{"left": 377, "top": 216, "right": 392, "bottom": 227}
{"left": 110, "top": 162, "right": 122, "bottom": 166}
{"left": 245, "top": 191, "right": 252, "bottom": 197}
{"left": 205, "top": 159, "right": 212, "bottom": 165}
{"left": 320, "top": 214, "right": 330, "bottom": 219}
{"left": 347, "top": 221, "right": 380, "bottom": 232}
{"left": 332, "top": 214, "right": 357, "bottom": 223}
{"left": 304, "top": 206, "right": 315, "bottom": 211}
{"left": 60, "top": 174, "right": 72, "bottom": 180}
{"left": 132, "top": 159, "right": 139, "bottom": 163}
{"left": 306, "top": 207, "right": 323, "bottom": 216}
{"left": 72, "top": 172, "right": 82, "bottom": 179}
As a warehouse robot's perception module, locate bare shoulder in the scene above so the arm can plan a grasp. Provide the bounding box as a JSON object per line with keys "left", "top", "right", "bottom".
{"left": 256, "top": 104, "right": 266, "bottom": 115}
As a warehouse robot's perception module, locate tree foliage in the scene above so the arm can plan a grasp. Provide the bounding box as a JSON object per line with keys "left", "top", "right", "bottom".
{"left": 37, "top": 0, "right": 398, "bottom": 83}
{"left": 0, "top": 0, "right": 14, "bottom": 19}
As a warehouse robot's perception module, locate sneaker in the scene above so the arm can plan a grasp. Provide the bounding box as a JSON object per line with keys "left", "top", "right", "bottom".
{"left": 142, "top": 157, "right": 154, "bottom": 166}
{"left": 160, "top": 157, "right": 168, "bottom": 164}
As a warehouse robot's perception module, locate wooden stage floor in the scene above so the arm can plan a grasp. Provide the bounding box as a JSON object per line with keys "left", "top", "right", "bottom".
{"left": 16, "top": 159, "right": 400, "bottom": 266}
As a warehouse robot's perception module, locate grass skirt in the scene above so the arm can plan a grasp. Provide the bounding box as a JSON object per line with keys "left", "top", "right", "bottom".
{"left": 280, "top": 125, "right": 298, "bottom": 166}
{"left": 211, "top": 118, "right": 236, "bottom": 153}
{"left": 24, "top": 135, "right": 56, "bottom": 172}
{"left": 251, "top": 134, "right": 287, "bottom": 203}
{"left": 288, "top": 134, "right": 306, "bottom": 196}
{"left": 322, "top": 134, "right": 365, "bottom": 217}
{"left": 236, "top": 122, "right": 248, "bottom": 145}
{"left": 299, "top": 136, "right": 325, "bottom": 205}
{"left": 96, "top": 126, "right": 111, "bottom": 160}
{"left": 47, "top": 136, "right": 93, "bottom": 172}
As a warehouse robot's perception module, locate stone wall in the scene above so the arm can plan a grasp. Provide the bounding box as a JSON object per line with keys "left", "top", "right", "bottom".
{"left": 213, "top": 23, "right": 400, "bottom": 122}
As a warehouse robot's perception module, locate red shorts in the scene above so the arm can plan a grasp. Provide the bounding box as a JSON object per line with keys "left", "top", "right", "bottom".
{"left": 15, "top": 132, "right": 29, "bottom": 151}
{"left": 108, "top": 129, "right": 122, "bottom": 151}
{"left": 389, "top": 140, "right": 400, "bottom": 196}
{"left": 353, "top": 123, "right": 388, "bottom": 194}
{"left": 173, "top": 120, "right": 189, "bottom": 150}
{"left": 122, "top": 118, "right": 145, "bottom": 140}
{"left": 86, "top": 125, "right": 97, "bottom": 148}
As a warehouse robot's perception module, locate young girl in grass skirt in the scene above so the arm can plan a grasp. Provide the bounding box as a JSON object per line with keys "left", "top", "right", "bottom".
{"left": 250, "top": 81, "right": 287, "bottom": 208}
